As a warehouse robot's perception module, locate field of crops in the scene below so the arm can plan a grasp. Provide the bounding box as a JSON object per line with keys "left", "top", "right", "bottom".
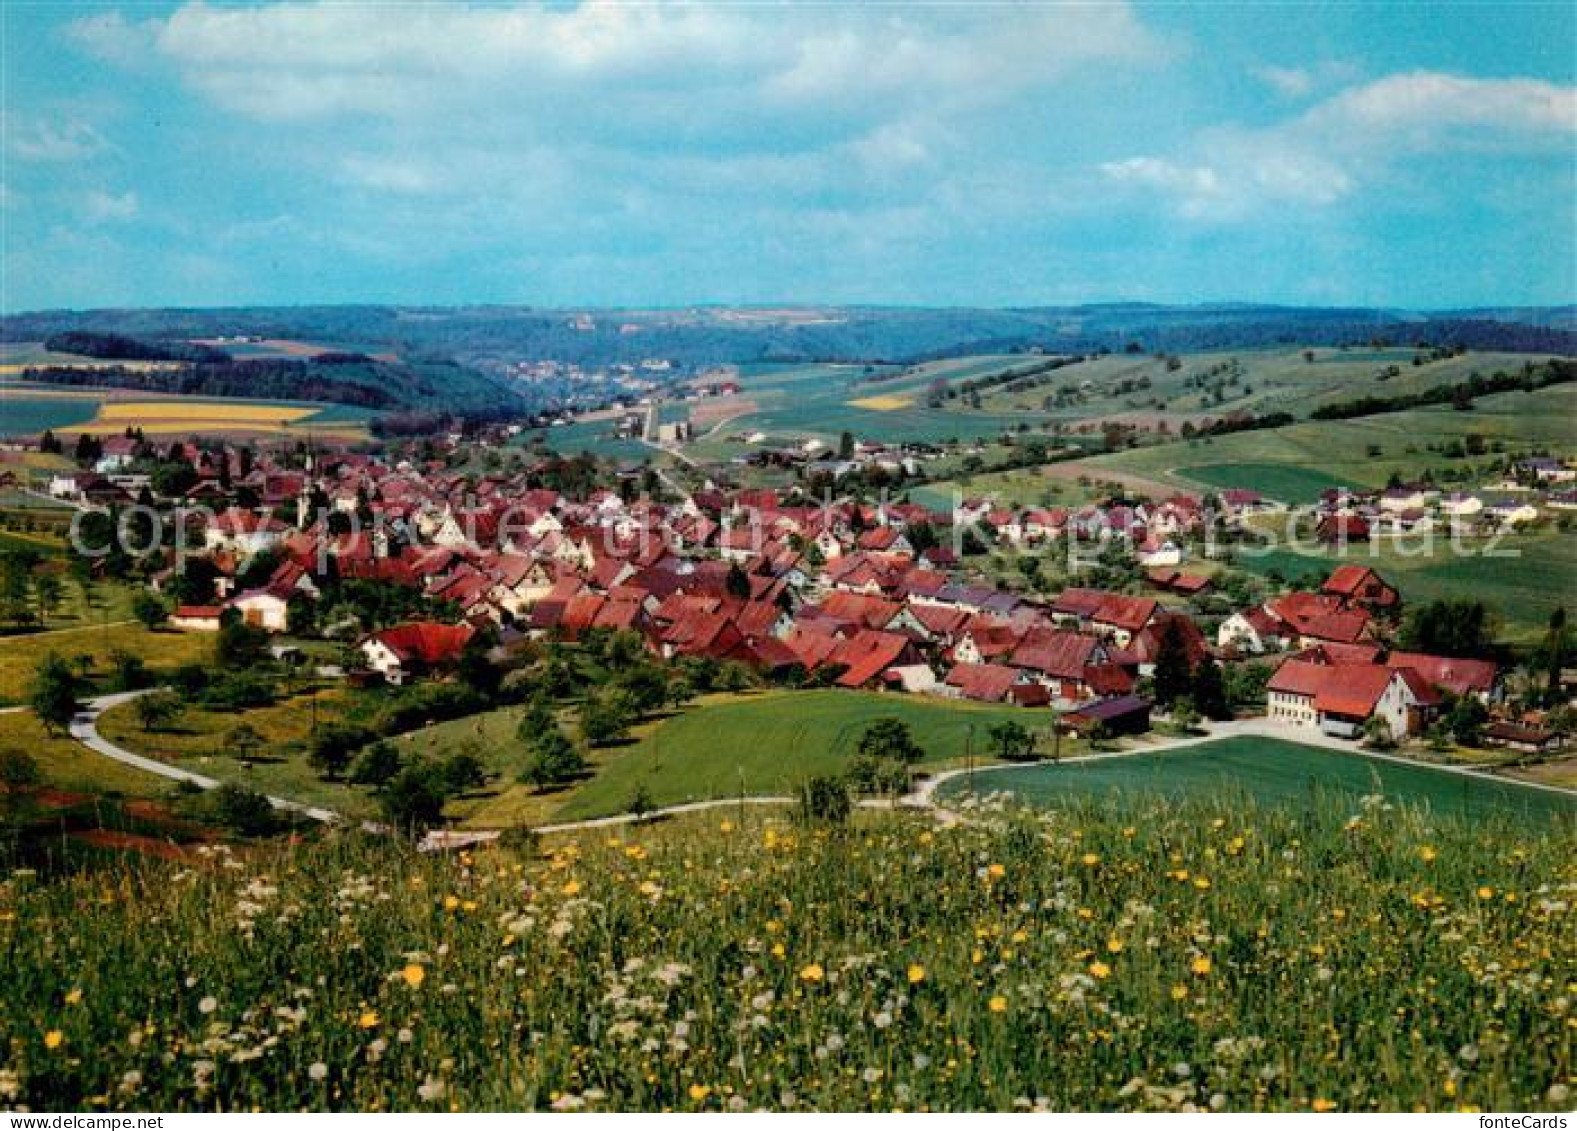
{"left": 1, "top": 793, "right": 1571, "bottom": 1111}
{"left": 1088, "top": 383, "right": 1577, "bottom": 499}
{"left": 942, "top": 737, "right": 1576, "bottom": 824}
{"left": 0, "top": 382, "right": 374, "bottom": 441}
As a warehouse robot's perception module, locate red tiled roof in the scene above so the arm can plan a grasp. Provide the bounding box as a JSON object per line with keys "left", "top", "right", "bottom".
{"left": 1385, "top": 651, "right": 1496, "bottom": 697}
{"left": 945, "top": 662, "right": 1020, "bottom": 703}
{"left": 830, "top": 630, "right": 913, "bottom": 688}
{"left": 1092, "top": 594, "right": 1158, "bottom": 633}
{"left": 368, "top": 621, "right": 475, "bottom": 666}
{"left": 1009, "top": 631, "right": 1101, "bottom": 680}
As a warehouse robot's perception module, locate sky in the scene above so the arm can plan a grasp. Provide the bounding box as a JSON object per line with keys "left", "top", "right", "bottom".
{"left": 2, "top": 1, "right": 1574, "bottom": 312}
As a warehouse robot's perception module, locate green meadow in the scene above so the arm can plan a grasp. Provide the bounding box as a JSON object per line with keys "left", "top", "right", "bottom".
{"left": 1, "top": 795, "right": 1571, "bottom": 1110}
{"left": 942, "top": 737, "right": 1577, "bottom": 825}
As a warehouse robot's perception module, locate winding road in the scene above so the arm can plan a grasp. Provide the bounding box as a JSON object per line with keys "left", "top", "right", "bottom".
{"left": 69, "top": 690, "right": 348, "bottom": 825}
{"left": 55, "top": 694, "right": 1575, "bottom": 851}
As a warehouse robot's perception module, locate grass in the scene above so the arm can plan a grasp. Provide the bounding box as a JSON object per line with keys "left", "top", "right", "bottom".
{"left": 554, "top": 690, "right": 1074, "bottom": 821}
{"left": 96, "top": 685, "right": 376, "bottom": 820}
{"left": 0, "top": 623, "right": 214, "bottom": 705}
{"left": 940, "top": 737, "right": 1576, "bottom": 824}
{"left": 0, "top": 795, "right": 1571, "bottom": 1111}
{"left": 0, "top": 710, "right": 173, "bottom": 800}
{"left": 1180, "top": 463, "right": 1363, "bottom": 505}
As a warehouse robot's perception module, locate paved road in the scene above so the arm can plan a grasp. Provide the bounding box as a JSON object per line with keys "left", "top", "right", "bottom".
{"left": 68, "top": 690, "right": 347, "bottom": 825}
{"left": 61, "top": 696, "right": 1574, "bottom": 851}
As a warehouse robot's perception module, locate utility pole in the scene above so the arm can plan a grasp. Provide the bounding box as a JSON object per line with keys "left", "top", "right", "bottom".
{"left": 966, "top": 723, "right": 975, "bottom": 796}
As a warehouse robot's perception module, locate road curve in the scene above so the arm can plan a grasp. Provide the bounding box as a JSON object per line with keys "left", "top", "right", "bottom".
{"left": 68, "top": 690, "right": 347, "bottom": 825}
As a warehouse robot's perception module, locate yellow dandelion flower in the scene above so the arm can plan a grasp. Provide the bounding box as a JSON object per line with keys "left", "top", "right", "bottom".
{"left": 799, "top": 963, "right": 825, "bottom": 983}
{"left": 561, "top": 880, "right": 581, "bottom": 897}
{"left": 44, "top": 1030, "right": 64, "bottom": 1050}
{"left": 1080, "top": 853, "right": 1101, "bottom": 867}
{"left": 442, "top": 895, "right": 459, "bottom": 911}
{"left": 1418, "top": 846, "right": 1437, "bottom": 863}
{"left": 1170, "top": 984, "right": 1189, "bottom": 1001}
{"left": 688, "top": 1084, "right": 711, "bottom": 1102}
{"left": 988, "top": 995, "right": 1008, "bottom": 1013}
{"left": 770, "top": 942, "right": 786, "bottom": 958}
{"left": 1312, "top": 1098, "right": 1336, "bottom": 1112}
{"left": 1476, "top": 886, "right": 1494, "bottom": 900}
{"left": 986, "top": 863, "right": 1005, "bottom": 880}
{"left": 359, "top": 1011, "right": 380, "bottom": 1029}
{"left": 1191, "top": 956, "right": 1212, "bottom": 976}
{"left": 1193, "top": 877, "right": 1212, "bottom": 891}
{"left": 401, "top": 964, "right": 426, "bottom": 989}
{"left": 1088, "top": 961, "right": 1111, "bottom": 980}
{"left": 65, "top": 988, "right": 83, "bottom": 1005}
{"left": 907, "top": 964, "right": 926, "bottom": 984}
{"left": 1106, "top": 937, "right": 1124, "bottom": 954}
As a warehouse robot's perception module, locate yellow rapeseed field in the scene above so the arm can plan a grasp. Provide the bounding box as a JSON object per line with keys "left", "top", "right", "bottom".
{"left": 846, "top": 394, "right": 913, "bottom": 412}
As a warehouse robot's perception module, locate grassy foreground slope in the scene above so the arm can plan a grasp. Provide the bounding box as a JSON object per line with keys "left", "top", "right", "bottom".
{"left": 2, "top": 799, "right": 1571, "bottom": 1111}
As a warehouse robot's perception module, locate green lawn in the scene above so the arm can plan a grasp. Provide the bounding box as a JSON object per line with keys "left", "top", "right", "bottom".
{"left": 942, "top": 736, "right": 1577, "bottom": 823}
{"left": 1181, "top": 463, "right": 1363, "bottom": 504}
{"left": 97, "top": 685, "right": 378, "bottom": 819}
{"left": 0, "top": 709, "right": 175, "bottom": 800}
{"left": 555, "top": 689, "right": 1070, "bottom": 821}
{"left": 0, "top": 622, "right": 215, "bottom": 705}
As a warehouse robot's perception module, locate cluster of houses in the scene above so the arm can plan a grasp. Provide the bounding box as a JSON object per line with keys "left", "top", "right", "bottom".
{"left": 36, "top": 430, "right": 1562, "bottom": 750}
{"left": 1205, "top": 458, "right": 1576, "bottom": 544}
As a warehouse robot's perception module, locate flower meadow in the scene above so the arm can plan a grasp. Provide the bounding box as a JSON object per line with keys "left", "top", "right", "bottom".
{"left": 1, "top": 795, "right": 1573, "bottom": 1113}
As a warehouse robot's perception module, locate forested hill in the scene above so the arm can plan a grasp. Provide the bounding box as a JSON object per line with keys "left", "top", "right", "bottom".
{"left": 3, "top": 304, "right": 1572, "bottom": 372}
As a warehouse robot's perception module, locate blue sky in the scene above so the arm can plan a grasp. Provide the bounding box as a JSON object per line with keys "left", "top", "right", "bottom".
{"left": 3, "top": 1, "right": 1573, "bottom": 311}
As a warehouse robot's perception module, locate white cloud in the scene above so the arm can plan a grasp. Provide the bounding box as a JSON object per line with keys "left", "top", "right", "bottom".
{"left": 1251, "top": 60, "right": 1360, "bottom": 100}
{"left": 1253, "top": 66, "right": 1315, "bottom": 99}
{"left": 5, "top": 115, "right": 110, "bottom": 162}
{"left": 70, "top": 1, "right": 1164, "bottom": 128}
{"left": 1105, "top": 71, "right": 1575, "bottom": 220}
{"left": 1308, "top": 71, "right": 1576, "bottom": 145}
{"left": 81, "top": 189, "right": 140, "bottom": 222}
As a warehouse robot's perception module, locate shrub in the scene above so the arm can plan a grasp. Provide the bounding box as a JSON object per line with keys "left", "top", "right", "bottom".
{"left": 207, "top": 783, "right": 280, "bottom": 837}
{"left": 349, "top": 741, "right": 403, "bottom": 787}
{"left": 797, "top": 774, "right": 852, "bottom": 825}
{"left": 855, "top": 718, "right": 924, "bottom": 765}
{"left": 580, "top": 691, "right": 637, "bottom": 747}
{"left": 0, "top": 748, "right": 41, "bottom": 793}
{"left": 309, "top": 723, "right": 375, "bottom": 780}
{"left": 107, "top": 649, "right": 152, "bottom": 693}
{"left": 521, "top": 729, "right": 585, "bottom": 790}
{"left": 133, "top": 690, "right": 183, "bottom": 732}
{"left": 845, "top": 753, "right": 910, "bottom": 795}
{"left": 378, "top": 762, "right": 450, "bottom": 833}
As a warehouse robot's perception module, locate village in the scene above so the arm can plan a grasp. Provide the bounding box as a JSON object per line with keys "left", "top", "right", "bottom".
{"left": 17, "top": 421, "right": 1570, "bottom": 796}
